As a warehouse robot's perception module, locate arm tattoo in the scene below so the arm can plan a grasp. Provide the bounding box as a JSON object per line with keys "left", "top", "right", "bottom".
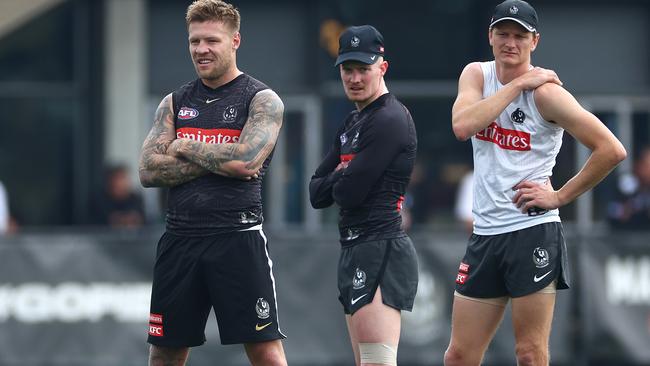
{"left": 138, "top": 94, "right": 208, "bottom": 187}
{"left": 239, "top": 89, "right": 284, "bottom": 169}
{"left": 179, "top": 89, "right": 284, "bottom": 175}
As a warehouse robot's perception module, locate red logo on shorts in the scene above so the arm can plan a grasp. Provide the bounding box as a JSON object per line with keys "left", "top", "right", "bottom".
{"left": 149, "top": 313, "right": 163, "bottom": 324}
{"left": 459, "top": 262, "right": 470, "bottom": 273}
{"left": 396, "top": 195, "right": 405, "bottom": 212}
{"left": 340, "top": 154, "right": 356, "bottom": 162}
{"left": 456, "top": 272, "right": 468, "bottom": 285}
{"left": 149, "top": 324, "right": 164, "bottom": 336}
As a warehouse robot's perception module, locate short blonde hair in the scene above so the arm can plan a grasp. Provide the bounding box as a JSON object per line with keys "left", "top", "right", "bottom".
{"left": 185, "top": 0, "right": 240, "bottom": 32}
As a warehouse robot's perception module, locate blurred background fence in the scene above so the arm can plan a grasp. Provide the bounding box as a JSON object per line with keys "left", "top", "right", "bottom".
{"left": 1, "top": 229, "right": 649, "bottom": 365}
{"left": 0, "top": 0, "right": 649, "bottom": 365}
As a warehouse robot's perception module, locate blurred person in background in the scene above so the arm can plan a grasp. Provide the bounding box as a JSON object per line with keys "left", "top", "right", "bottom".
{"left": 454, "top": 169, "right": 474, "bottom": 234}
{"left": 445, "top": 1, "right": 627, "bottom": 365}
{"left": 138, "top": 0, "right": 287, "bottom": 365}
{"left": 0, "top": 180, "right": 17, "bottom": 234}
{"left": 309, "top": 25, "right": 418, "bottom": 366}
{"left": 97, "top": 164, "right": 145, "bottom": 229}
{"left": 608, "top": 146, "right": 650, "bottom": 230}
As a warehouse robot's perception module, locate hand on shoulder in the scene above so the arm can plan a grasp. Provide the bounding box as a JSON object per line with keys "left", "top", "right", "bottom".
{"left": 517, "top": 66, "right": 562, "bottom": 91}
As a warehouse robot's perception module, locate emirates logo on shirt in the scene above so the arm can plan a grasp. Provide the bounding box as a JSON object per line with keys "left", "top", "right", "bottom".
{"left": 476, "top": 122, "right": 531, "bottom": 151}
{"left": 176, "top": 127, "right": 241, "bottom": 144}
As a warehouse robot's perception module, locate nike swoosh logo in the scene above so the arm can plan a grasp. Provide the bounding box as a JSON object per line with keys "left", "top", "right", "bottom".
{"left": 206, "top": 98, "right": 220, "bottom": 103}
{"left": 534, "top": 270, "right": 553, "bottom": 283}
{"left": 351, "top": 293, "right": 368, "bottom": 305}
{"left": 255, "top": 322, "right": 272, "bottom": 331}
{"left": 370, "top": 55, "right": 376, "bottom": 60}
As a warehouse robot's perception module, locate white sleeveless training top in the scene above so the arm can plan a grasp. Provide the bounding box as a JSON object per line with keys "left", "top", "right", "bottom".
{"left": 471, "top": 61, "right": 564, "bottom": 235}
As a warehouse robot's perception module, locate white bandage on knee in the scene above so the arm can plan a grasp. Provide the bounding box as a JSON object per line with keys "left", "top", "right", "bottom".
{"left": 359, "top": 343, "right": 397, "bottom": 366}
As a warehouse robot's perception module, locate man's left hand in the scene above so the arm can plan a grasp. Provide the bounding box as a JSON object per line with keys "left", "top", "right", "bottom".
{"left": 512, "top": 179, "right": 562, "bottom": 213}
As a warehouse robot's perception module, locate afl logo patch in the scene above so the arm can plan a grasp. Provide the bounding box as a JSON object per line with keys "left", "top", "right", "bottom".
{"left": 340, "top": 133, "right": 348, "bottom": 145}
{"left": 255, "top": 298, "right": 270, "bottom": 319}
{"left": 178, "top": 107, "right": 199, "bottom": 120}
{"left": 533, "top": 247, "right": 550, "bottom": 268}
{"left": 223, "top": 105, "right": 238, "bottom": 123}
{"left": 511, "top": 108, "right": 526, "bottom": 123}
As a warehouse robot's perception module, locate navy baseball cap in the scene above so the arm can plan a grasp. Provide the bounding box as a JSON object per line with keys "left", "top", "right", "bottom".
{"left": 334, "top": 25, "right": 385, "bottom": 66}
{"left": 490, "top": 0, "right": 538, "bottom": 33}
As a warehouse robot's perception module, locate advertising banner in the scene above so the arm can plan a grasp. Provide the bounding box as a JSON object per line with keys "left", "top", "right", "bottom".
{"left": 580, "top": 233, "right": 650, "bottom": 364}
{"left": 1, "top": 229, "right": 639, "bottom": 365}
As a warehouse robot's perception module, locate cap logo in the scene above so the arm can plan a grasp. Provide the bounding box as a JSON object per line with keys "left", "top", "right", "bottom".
{"left": 351, "top": 36, "right": 360, "bottom": 48}
{"left": 509, "top": 5, "right": 519, "bottom": 14}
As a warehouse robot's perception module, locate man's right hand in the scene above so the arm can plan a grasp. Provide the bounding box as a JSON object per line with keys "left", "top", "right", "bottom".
{"left": 516, "top": 67, "right": 563, "bottom": 91}
{"left": 335, "top": 161, "right": 349, "bottom": 172}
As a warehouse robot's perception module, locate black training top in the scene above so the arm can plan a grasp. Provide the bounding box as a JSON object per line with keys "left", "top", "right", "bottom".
{"left": 309, "top": 93, "right": 417, "bottom": 245}
{"left": 167, "top": 74, "right": 271, "bottom": 236}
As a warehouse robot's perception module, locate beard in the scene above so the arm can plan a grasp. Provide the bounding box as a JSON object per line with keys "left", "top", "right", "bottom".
{"left": 194, "top": 55, "right": 231, "bottom": 81}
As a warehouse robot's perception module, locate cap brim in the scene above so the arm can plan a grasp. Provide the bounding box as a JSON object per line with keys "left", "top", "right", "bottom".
{"left": 490, "top": 17, "right": 536, "bottom": 33}
{"left": 334, "top": 52, "right": 380, "bottom": 66}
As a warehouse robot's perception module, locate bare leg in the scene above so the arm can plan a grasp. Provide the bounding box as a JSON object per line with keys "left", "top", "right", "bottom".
{"left": 244, "top": 339, "right": 288, "bottom": 366}
{"left": 511, "top": 292, "right": 555, "bottom": 366}
{"left": 444, "top": 296, "right": 506, "bottom": 366}
{"left": 148, "top": 345, "right": 189, "bottom": 366}
{"left": 346, "top": 314, "right": 361, "bottom": 366}
{"left": 346, "top": 287, "right": 401, "bottom": 366}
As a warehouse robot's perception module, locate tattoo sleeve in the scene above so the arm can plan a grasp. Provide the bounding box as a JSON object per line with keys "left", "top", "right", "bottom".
{"left": 138, "top": 94, "right": 208, "bottom": 187}
{"left": 178, "top": 89, "right": 284, "bottom": 178}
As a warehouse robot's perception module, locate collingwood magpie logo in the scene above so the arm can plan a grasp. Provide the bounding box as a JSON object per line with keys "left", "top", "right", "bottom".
{"left": 511, "top": 108, "right": 526, "bottom": 123}
{"left": 351, "top": 131, "right": 360, "bottom": 148}
{"left": 223, "top": 105, "right": 238, "bottom": 123}
{"left": 351, "top": 36, "right": 360, "bottom": 48}
{"left": 533, "top": 247, "right": 550, "bottom": 268}
{"left": 239, "top": 211, "right": 260, "bottom": 224}
{"left": 352, "top": 267, "right": 367, "bottom": 289}
{"left": 255, "top": 298, "right": 270, "bottom": 319}
{"left": 509, "top": 5, "right": 519, "bottom": 14}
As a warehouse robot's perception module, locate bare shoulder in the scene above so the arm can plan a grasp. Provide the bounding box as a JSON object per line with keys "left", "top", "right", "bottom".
{"left": 457, "top": 62, "right": 484, "bottom": 92}
{"left": 244, "top": 88, "right": 284, "bottom": 133}
{"left": 534, "top": 82, "right": 587, "bottom": 124}
{"left": 460, "top": 62, "right": 483, "bottom": 79}
{"left": 250, "top": 89, "right": 284, "bottom": 115}
{"left": 535, "top": 82, "right": 574, "bottom": 102}
{"left": 152, "top": 93, "right": 174, "bottom": 122}
{"left": 158, "top": 93, "right": 174, "bottom": 110}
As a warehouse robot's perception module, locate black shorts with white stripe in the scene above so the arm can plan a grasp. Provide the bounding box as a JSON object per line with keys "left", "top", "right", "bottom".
{"left": 148, "top": 229, "right": 285, "bottom": 346}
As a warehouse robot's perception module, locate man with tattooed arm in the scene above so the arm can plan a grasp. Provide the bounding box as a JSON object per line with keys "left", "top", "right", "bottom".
{"left": 138, "top": 1, "right": 287, "bottom": 365}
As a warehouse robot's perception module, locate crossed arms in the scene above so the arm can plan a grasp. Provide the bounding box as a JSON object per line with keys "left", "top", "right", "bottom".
{"left": 139, "top": 89, "right": 284, "bottom": 187}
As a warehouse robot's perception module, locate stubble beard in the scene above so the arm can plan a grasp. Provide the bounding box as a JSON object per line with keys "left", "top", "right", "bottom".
{"left": 195, "top": 56, "right": 231, "bottom": 82}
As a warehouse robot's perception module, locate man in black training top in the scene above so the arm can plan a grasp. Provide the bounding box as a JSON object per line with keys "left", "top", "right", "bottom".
{"left": 138, "top": 1, "right": 287, "bottom": 365}
{"left": 310, "top": 25, "right": 418, "bottom": 366}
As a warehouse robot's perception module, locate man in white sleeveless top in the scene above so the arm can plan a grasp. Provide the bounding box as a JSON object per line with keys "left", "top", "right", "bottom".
{"left": 444, "top": 1, "right": 627, "bottom": 365}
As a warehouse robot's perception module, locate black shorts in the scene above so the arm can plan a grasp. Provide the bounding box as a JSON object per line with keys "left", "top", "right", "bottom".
{"left": 338, "top": 236, "right": 419, "bottom": 315}
{"left": 455, "top": 222, "right": 570, "bottom": 298}
{"left": 147, "top": 229, "right": 286, "bottom": 346}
